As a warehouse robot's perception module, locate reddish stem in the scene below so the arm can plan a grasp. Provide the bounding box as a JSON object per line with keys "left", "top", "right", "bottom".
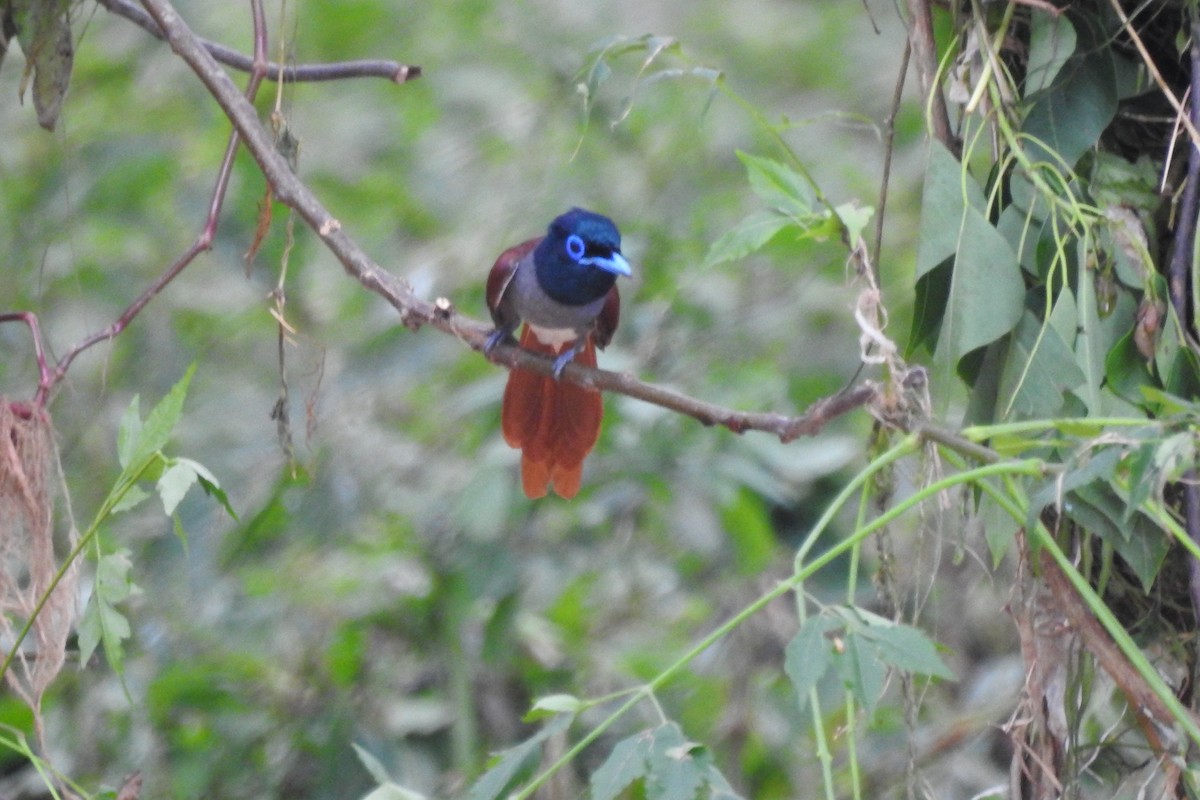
{"left": 0, "top": 312, "right": 53, "bottom": 404}
{"left": 35, "top": 1, "right": 274, "bottom": 408}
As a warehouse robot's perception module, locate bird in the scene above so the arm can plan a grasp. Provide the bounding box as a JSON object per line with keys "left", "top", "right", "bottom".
{"left": 484, "top": 208, "right": 632, "bottom": 499}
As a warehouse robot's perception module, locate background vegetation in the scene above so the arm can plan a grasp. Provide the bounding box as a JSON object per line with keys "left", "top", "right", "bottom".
{"left": 3, "top": 0, "right": 1198, "bottom": 798}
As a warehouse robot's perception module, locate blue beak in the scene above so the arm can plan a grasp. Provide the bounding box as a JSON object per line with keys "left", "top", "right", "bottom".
{"left": 584, "top": 251, "right": 632, "bottom": 278}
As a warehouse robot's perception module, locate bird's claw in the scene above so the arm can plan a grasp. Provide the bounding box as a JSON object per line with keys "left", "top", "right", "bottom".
{"left": 551, "top": 348, "right": 578, "bottom": 380}
{"left": 483, "top": 328, "right": 514, "bottom": 355}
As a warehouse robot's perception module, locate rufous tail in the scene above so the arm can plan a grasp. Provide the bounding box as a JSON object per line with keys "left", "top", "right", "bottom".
{"left": 501, "top": 327, "right": 603, "bottom": 499}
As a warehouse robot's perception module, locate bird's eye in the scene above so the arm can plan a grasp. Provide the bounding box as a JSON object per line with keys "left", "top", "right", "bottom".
{"left": 565, "top": 234, "right": 586, "bottom": 261}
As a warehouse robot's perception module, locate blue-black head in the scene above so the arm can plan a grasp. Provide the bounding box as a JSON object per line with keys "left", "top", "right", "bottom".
{"left": 533, "top": 208, "right": 632, "bottom": 306}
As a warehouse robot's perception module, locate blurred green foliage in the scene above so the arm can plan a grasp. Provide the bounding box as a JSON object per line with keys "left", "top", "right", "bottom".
{"left": 0, "top": 1, "right": 962, "bottom": 798}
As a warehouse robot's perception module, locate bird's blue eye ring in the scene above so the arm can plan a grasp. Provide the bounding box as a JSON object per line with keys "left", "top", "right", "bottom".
{"left": 565, "top": 234, "right": 586, "bottom": 261}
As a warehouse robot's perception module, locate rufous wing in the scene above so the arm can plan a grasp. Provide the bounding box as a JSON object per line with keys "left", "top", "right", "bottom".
{"left": 501, "top": 327, "right": 603, "bottom": 499}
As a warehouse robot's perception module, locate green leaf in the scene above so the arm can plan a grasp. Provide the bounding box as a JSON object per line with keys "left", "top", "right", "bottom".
{"left": 77, "top": 550, "right": 142, "bottom": 672}
{"left": 176, "top": 456, "right": 237, "bottom": 518}
{"left": 784, "top": 615, "right": 836, "bottom": 711}
{"left": 110, "top": 484, "right": 151, "bottom": 515}
{"left": 125, "top": 365, "right": 196, "bottom": 474}
{"left": 997, "top": 309, "right": 1086, "bottom": 420}
{"left": 1025, "top": 12, "right": 1076, "bottom": 95}
{"left": 859, "top": 623, "right": 955, "bottom": 680}
{"left": 837, "top": 632, "right": 885, "bottom": 713}
{"left": 157, "top": 460, "right": 198, "bottom": 516}
{"left": 916, "top": 142, "right": 986, "bottom": 278}
{"left": 834, "top": 202, "right": 874, "bottom": 244}
{"left": 719, "top": 488, "right": 776, "bottom": 574}
{"left": 525, "top": 693, "right": 583, "bottom": 720}
{"left": 590, "top": 730, "right": 653, "bottom": 800}
{"left": 933, "top": 208, "right": 1025, "bottom": 366}
{"left": 464, "top": 713, "right": 573, "bottom": 800}
{"left": 353, "top": 742, "right": 394, "bottom": 785}
{"left": 1104, "top": 328, "right": 1155, "bottom": 403}
{"left": 1023, "top": 45, "right": 1118, "bottom": 168}
{"left": 645, "top": 723, "right": 707, "bottom": 800}
{"left": 1070, "top": 484, "right": 1168, "bottom": 590}
{"left": 116, "top": 395, "right": 142, "bottom": 470}
{"left": 737, "top": 151, "right": 814, "bottom": 217}
{"left": 916, "top": 145, "right": 1025, "bottom": 381}
{"left": 704, "top": 211, "right": 789, "bottom": 267}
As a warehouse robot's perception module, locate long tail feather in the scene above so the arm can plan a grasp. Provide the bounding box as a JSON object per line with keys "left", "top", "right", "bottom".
{"left": 501, "top": 327, "right": 603, "bottom": 499}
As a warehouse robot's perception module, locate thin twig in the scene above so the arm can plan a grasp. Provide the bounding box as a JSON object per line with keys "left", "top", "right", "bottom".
{"left": 134, "top": 0, "right": 882, "bottom": 443}
{"left": 0, "top": 313, "right": 52, "bottom": 403}
{"left": 873, "top": 39, "right": 911, "bottom": 277}
{"left": 37, "top": 1, "right": 277, "bottom": 406}
{"left": 96, "top": 0, "right": 420, "bottom": 83}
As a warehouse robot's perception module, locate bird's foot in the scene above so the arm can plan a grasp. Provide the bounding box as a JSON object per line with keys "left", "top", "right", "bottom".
{"left": 551, "top": 347, "right": 579, "bottom": 380}
{"left": 483, "top": 328, "right": 515, "bottom": 355}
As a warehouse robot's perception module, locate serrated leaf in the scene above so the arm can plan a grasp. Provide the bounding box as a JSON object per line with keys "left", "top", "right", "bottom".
{"left": 77, "top": 550, "right": 141, "bottom": 672}
{"left": 157, "top": 461, "right": 198, "bottom": 516}
{"left": 464, "top": 713, "right": 572, "bottom": 800}
{"left": 646, "top": 723, "right": 706, "bottom": 800}
{"left": 110, "top": 484, "right": 151, "bottom": 515}
{"left": 125, "top": 365, "right": 195, "bottom": 474}
{"left": 704, "top": 211, "right": 789, "bottom": 267}
{"left": 737, "top": 151, "right": 814, "bottom": 217}
{"left": 860, "top": 623, "right": 955, "bottom": 680}
{"left": 835, "top": 632, "right": 885, "bottom": 713}
{"left": 590, "top": 730, "right": 653, "bottom": 800}
{"left": 784, "top": 615, "right": 836, "bottom": 711}
{"left": 117, "top": 396, "right": 142, "bottom": 470}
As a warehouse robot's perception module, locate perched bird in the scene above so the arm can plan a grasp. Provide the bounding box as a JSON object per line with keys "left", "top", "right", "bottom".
{"left": 485, "top": 208, "right": 632, "bottom": 499}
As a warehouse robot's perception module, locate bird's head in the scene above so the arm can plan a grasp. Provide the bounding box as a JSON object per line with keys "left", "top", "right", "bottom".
{"left": 533, "top": 208, "right": 631, "bottom": 306}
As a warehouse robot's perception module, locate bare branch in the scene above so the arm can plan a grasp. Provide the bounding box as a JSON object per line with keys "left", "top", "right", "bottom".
{"left": 97, "top": 0, "right": 420, "bottom": 84}
{"left": 135, "top": 0, "right": 882, "bottom": 442}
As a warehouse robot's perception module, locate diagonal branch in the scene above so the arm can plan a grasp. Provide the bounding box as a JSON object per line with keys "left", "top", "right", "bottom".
{"left": 97, "top": 0, "right": 420, "bottom": 84}
{"left": 136, "top": 0, "right": 881, "bottom": 443}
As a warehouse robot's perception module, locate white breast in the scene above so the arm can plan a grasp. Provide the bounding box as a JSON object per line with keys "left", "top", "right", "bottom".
{"left": 526, "top": 324, "right": 578, "bottom": 351}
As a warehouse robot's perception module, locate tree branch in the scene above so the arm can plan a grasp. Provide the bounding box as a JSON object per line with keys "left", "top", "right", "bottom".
{"left": 97, "top": 0, "right": 420, "bottom": 84}
{"left": 135, "top": 0, "right": 881, "bottom": 443}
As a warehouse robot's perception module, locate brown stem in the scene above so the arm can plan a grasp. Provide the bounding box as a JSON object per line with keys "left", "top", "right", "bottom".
{"left": 134, "top": 0, "right": 884, "bottom": 443}
{"left": 903, "top": 0, "right": 956, "bottom": 154}
{"left": 96, "top": 0, "right": 420, "bottom": 83}
{"left": 1039, "top": 548, "right": 1197, "bottom": 752}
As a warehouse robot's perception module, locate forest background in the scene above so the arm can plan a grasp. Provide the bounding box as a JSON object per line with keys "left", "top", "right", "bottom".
{"left": 3, "top": 0, "right": 1194, "bottom": 798}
